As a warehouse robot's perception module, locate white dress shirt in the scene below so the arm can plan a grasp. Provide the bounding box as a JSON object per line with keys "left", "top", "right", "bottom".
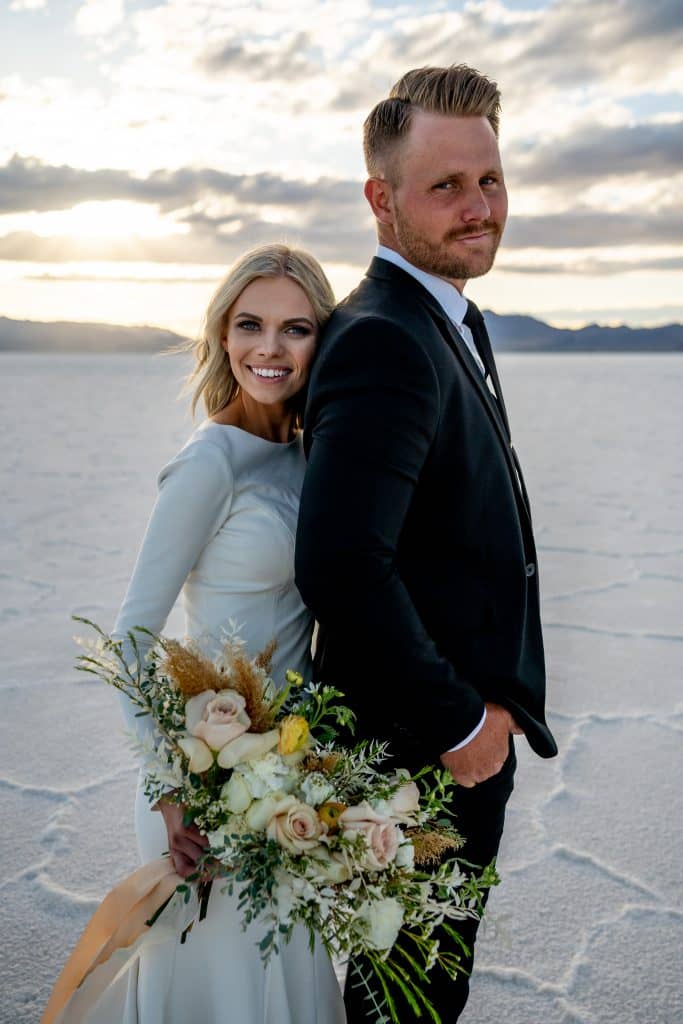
{"left": 376, "top": 244, "right": 488, "bottom": 752}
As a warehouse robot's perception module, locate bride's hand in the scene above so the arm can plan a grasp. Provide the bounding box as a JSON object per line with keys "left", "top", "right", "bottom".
{"left": 156, "top": 798, "right": 209, "bottom": 879}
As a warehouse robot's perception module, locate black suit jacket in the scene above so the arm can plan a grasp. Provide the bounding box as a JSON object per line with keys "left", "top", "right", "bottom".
{"left": 295, "top": 258, "right": 557, "bottom": 765}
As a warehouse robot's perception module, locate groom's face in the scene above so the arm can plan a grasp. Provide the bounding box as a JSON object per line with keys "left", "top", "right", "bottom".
{"left": 383, "top": 111, "right": 508, "bottom": 288}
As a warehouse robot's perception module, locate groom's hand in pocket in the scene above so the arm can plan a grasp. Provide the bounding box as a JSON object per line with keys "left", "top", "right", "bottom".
{"left": 440, "top": 702, "right": 523, "bottom": 788}
{"left": 157, "top": 798, "right": 209, "bottom": 878}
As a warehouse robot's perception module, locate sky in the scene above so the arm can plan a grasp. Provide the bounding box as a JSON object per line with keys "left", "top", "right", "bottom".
{"left": 0, "top": 0, "right": 681, "bottom": 336}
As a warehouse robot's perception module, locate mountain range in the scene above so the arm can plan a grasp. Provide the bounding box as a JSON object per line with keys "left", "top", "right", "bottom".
{"left": 1, "top": 314, "right": 682, "bottom": 353}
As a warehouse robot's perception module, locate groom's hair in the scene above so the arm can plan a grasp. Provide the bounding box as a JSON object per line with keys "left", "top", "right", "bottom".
{"left": 363, "top": 64, "right": 501, "bottom": 183}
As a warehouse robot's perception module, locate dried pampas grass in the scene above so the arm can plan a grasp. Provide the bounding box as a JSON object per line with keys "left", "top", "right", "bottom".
{"left": 160, "top": 636, "right": 278, "bottom": 734}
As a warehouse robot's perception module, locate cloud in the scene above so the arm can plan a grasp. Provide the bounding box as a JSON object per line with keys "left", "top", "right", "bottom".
{"left": 519, "top": 0, "right": 683, "bottom": 79}
{"left": 326, "top": 0, "right": 683, "bottom": 117}
{"left": 75, "top": 0, "right": 124, "bottom": 36}
{"left": 10, "top": 0, "right": 47, "bottom": 10}
{"left": 3, "top": 208, "right": 681, "bottom": 267}
{"left": 0, "top": 220, "right": 374, "bottom": 265}
{"left": 498, "top": 256, "right": 683, "bottom": 276}
{"left": 505, "top": 207, "right": 683, "bottom": 249}
{"left": 25, "top": 272, "right": 222, "bottom": 284}
{"left": 508, "top": 120, "right": 683, "bottom": 185}
{"left": 0, "top": 156, "right": 373, "bottom": 263}
{"left": 0, "top": 154, "right": 365, "bottom": 217}
{"left": 198, "top": 31, "right": 318, "bottom": 80}
{"left": 2, "top": 152, "right": 682, "bottom": 265}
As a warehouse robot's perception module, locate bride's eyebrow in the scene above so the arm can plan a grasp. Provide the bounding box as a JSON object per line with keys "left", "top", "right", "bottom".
{"left": 283, "top": 317, "right": 315, "bottom": 327}
{"left": 233, "top": 311, "right": 262, "bottom": 319}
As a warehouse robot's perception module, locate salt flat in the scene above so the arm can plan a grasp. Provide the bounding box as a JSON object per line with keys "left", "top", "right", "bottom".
{"left": 1, "top": 353, "right": 681, "bottom": 1024}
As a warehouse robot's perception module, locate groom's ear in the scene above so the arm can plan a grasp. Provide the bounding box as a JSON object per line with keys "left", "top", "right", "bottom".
{"left": 364, "top": 177, "right": 395, "bottom": 226}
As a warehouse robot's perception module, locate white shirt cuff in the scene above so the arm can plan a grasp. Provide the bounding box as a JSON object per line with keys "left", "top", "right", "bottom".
{"left": 445, "top": 708, "right": 487, "bottom": 752}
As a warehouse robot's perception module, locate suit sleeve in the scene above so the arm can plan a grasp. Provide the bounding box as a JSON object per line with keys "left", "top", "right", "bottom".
{"left": 295, "top": 318, "right": 486, "bottom": 758}
{"left": 112, "top": 439, "right": 234, "bottom": 756}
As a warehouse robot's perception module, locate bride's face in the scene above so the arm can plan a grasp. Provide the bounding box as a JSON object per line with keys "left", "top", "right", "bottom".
{"left": 222, "top": 276, "right": 318, "bottom": 407}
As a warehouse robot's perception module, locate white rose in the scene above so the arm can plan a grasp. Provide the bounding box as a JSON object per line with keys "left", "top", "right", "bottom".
{"left": 267, "top": 796, "right": 323, "bottom": 854}
{"left": 395, "top": 839, "right": 415, "bottom": 870}
{"left": 388, "top": 779, "right": 421, "bottom": 825}
{"left": 245, "top": 792, "right": 287, "bottom": 832}
{"left": 300, "top": 772, "right": 335, "bottom": 807}
{"left": 217, "top": 729, "right": 280, "bottom": 768}
{"left": 177, "top": 735, "right": 213, "bottom": 773}
{"left": 357, "top": 898, "right": 404, "bottom": 950}
{"left": 341, "top": 802, "right": 400, "bottom": 871}
{"left": 185, "top": 689, "right": 250, "bottom": 751}
{"left": 305, "top": 847, "right": 352, "bottom": 884}
{"left": 221, "top": 773, "right": 253, "bottom": 813}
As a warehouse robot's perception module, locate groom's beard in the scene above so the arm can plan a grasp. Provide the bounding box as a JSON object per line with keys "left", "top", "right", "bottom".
{"left": 393, "top": 207, "right": 504, "bottom": 281}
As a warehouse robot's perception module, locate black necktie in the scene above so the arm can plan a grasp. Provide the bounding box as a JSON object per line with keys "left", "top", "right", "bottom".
{"left": 463, "top": 299, "right": 494, "bottom": 378}
{"left": 462, "top": 299, "right": 510, "bottom": 436}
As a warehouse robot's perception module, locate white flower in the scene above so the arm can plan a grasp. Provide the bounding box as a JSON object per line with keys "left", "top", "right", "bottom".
{"left": 238, "top": 752, "right": 296, "bottom": 798}
{"left": 299, "top": 772, "right": 335, "bottom": 807}
{"left": 387, "top": 779, "right": 421, "bottom": 825}
{"left": 244, "top": 792, "right": 287, "bottom": 832}
{"left": 305, "top": 847, "right": 352, "bottom": 884}
{"left": 274, "top": 877, "right": 296, "bottom": 924}
{"left": 221, "top": 773, "right": 253, "bottom": 813}
{"left": 357, "top": 898, "right": 404, "bottom": 951}
{"left": 207, "top": 819, "right": 247, "bottom": 851}
{"left": 177, "top": 735, "right": 214, "bottom": 773}
{"left": 395, "top": 839, "right": 415, "bottom": 870}
{"left": 217, "top": 729, "right": 280, "bottom": 769}
{"left": 273, "top": 868, "right": 316, "bottom": 924}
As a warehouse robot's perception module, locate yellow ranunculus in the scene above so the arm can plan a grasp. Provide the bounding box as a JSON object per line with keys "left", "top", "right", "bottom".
{"left": 285, "top": 669, "right": 304, "bottom": 687}
{"left": 318, "top": 802, "right": 347, "bottom": 834}
{"left": 278, "top": 715, "right": 309, "bottom": 756}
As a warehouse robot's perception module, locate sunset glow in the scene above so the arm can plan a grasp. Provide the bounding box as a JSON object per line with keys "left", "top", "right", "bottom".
{"left": 1, "top": 0, "right": 681, "bottom": 334}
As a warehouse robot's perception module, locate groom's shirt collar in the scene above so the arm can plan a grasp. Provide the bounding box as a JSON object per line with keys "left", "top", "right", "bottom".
{"left": 375, "top": 244, "right": 485, "bottom": 376}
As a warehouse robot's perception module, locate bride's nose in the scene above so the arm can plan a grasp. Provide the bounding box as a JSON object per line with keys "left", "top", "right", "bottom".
{"left": 256, "top": 329, "right": 285, "bottom": 356}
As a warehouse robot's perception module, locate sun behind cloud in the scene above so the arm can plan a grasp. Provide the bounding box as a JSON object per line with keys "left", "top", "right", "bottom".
{"left": 0, "top": 0, "right": 681, "bottom": 330}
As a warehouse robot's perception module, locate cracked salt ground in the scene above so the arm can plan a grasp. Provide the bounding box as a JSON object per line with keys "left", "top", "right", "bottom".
{"left": 544, "top": 719, "right": 683, "bottom": 904}
{"left": 2, "top": 353, "right": 682, "bottom": 1024}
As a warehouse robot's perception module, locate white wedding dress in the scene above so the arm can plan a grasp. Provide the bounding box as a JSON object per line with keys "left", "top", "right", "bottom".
{"left": 103, "top": 420, "right": 346, "bottom": 1024}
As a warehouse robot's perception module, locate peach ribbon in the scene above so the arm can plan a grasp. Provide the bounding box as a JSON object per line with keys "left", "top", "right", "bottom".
{"left": 41, "top": 856, "right": 191, "bottom": 1024}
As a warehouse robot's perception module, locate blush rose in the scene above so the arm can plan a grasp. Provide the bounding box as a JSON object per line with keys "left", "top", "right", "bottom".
{"left": 266, "top": 796, "right": 323, "bottom": 854}
{"left": 185, "top": 689, "right": 251, "bottom": 751}
{"left": 340, "top": 802, "right": 400, "bottom": 871}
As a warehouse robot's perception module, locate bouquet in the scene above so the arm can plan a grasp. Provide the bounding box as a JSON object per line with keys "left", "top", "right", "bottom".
{"left": 73, "top": 618, "right": 498, "bottom": 1024}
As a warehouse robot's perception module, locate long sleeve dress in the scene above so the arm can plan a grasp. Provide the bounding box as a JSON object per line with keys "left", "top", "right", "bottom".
{"left": 102, "top": 420, "right": 345, "bottom": 1024}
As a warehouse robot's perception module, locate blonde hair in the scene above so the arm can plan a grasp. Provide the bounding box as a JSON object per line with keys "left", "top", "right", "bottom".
{"left": 184, "top": 243, "right": 335, "bottom": 421}
{"left": 364, "top": 64, "right": 501, "bottom": 181}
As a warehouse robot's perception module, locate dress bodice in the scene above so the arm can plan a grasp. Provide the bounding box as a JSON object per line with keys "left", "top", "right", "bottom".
{"left": 113, "top": 421, "right": 313, "bottom": 743}
{"left": 182, "top": 422, "right": 313, "bottom": 680}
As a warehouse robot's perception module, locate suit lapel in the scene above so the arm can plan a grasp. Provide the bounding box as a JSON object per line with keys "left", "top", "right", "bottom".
{"left": 429, "top": 305, "right": 533, "bottom": 526}
{"left": 365, "top": 259, "right": 531, "bottom": 526}
{"left": 432, "top": 306, "right": 510, "bottom": 439}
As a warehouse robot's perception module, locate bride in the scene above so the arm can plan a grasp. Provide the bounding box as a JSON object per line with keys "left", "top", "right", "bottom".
{"left": 95, "top": 243, "right": 345, "bottom": 1023}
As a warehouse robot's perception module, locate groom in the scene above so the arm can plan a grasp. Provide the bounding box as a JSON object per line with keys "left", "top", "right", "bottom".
{"left": 295, "top": 64, "right": 557, "bottom": 1021}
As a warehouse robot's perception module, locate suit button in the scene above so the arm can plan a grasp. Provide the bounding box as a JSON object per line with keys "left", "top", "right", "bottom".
{"left": 525, "top": 562, "right": 536, "bottom": 577}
